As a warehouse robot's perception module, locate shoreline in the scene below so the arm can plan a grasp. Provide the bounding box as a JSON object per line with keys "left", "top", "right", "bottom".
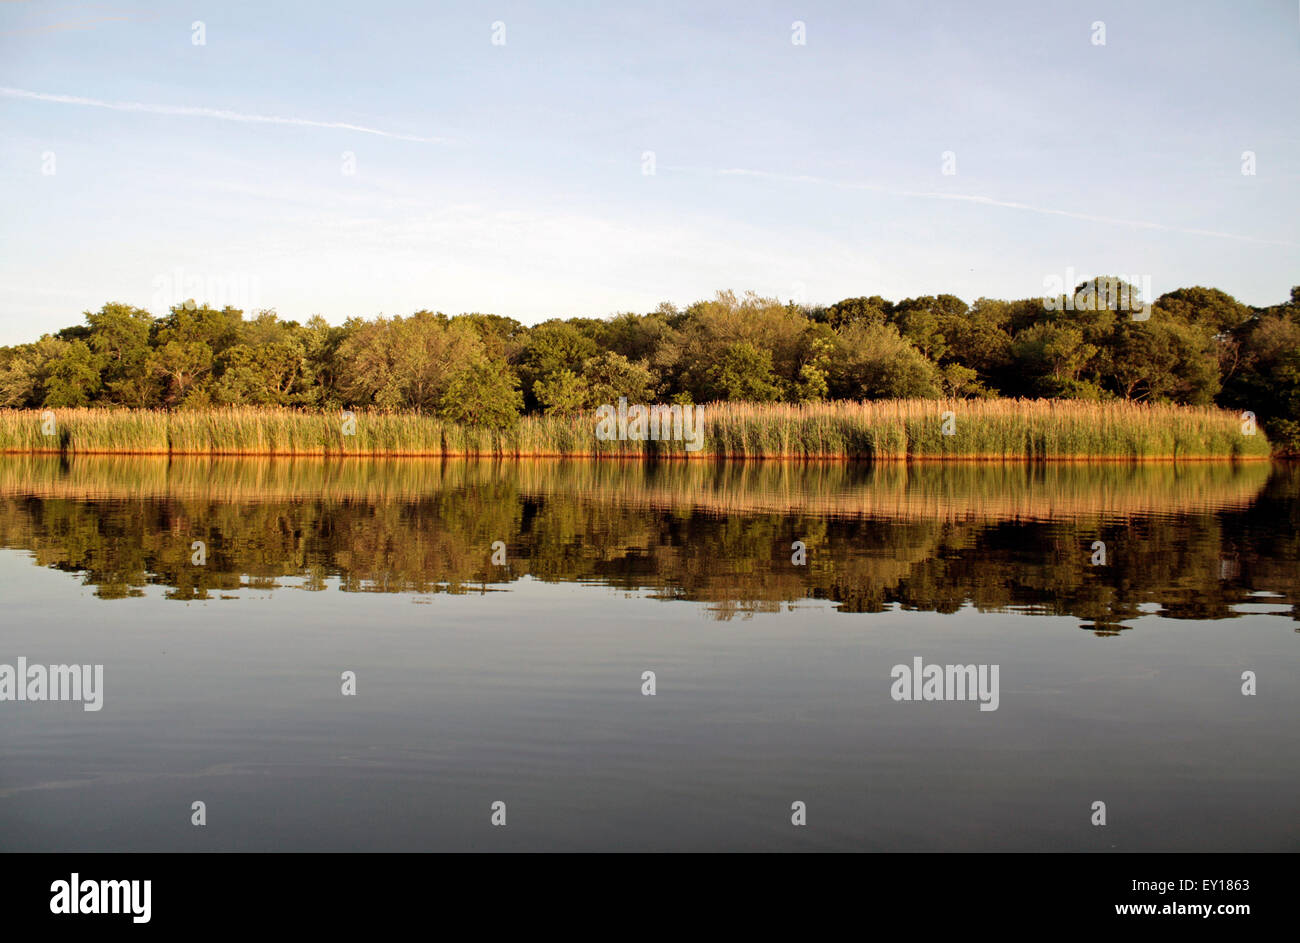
{"left": 0, "top": 448, "right": 1276, "bottom": 462}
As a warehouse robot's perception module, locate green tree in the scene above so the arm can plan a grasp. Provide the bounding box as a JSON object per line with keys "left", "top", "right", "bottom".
{"left": 1155, "top": 287, "right": 1253, "bottom": 334}
{"left": 213, "top": 341, "right": 307, "bottom": 405}
{"left": 1010, "top": 322, "right": 1102, "bottom": 398}
{"left": 517, "top": 321, "right": 599, "bottom": 408}
{"left": 1101, "top": 319, "right": 1220, "bottom": 404}
{"left": 533, "top": 369, "right": 590, "bottom": 415}
{"left": 155, "top": 303, "right": 243, "bottom": 355}
{"left": 0, "top": 344, "right": 43, "bottom": 407}
{"left": 149, "top": 341, "right": 214, "bottom": 407}
{"left": 298, "top": 315, "right": 348, "bottom": 407}
{"left": 831, "top": 322, "right": 942, "bottom": 399}
{"left": 85, "top": 303, "right": 156, "bottom": 405}
{"left": 599, "top": 311, "right": 673, "bottom": 364}
{"left": 793, "top": 329, "right": 836, "bottom": 402}
{"left": 666, "top": 290, "right": 810, "bottom": 401}
{"left": 41, "top": 338, "right": 103, "bottom": 407}
{"left": 336, "top": 312, "right": 483, "bottom": 410}
{"left": 889, "top": 294, "right": 968, "bottom": 361}
{"left": 580, "top": 350, "right": 655, "bottom": 405}
{"left": 454, "top": 313, "right": 526, "bottom": 362}
{"left": 1223, "top": 302, "right": 1300, "bottom": 453}
{"left": 821, "top": 296, "right": 891, "bottom": 330}
{"left": 438, "top": 358, "right": 524, "bottom": 428}
{"left": 705, "top": 341, "right": 782, "bottom": 401}
{"left": 943, "top": 298, "right": 1015, "bottom": 383}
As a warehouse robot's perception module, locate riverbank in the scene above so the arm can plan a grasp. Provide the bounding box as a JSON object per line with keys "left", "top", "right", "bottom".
{"left": 0, "top": 400, "right": 1271, "bottom": 460}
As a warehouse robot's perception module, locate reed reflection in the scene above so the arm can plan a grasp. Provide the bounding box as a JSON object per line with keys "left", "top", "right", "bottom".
{"left": 0, "top": 456, "right": 1294, "bottom": 630}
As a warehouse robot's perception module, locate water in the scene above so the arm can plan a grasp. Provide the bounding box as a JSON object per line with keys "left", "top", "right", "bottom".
{"left": 0, "top": 456, "right": 1296, "bottom": 851}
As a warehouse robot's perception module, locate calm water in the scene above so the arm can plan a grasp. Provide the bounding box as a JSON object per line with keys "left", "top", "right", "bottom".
{"left": 0, "top": 456, "right": 1296, "bottom": 851}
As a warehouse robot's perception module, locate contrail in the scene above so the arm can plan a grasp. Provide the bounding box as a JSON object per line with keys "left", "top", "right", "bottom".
{"left": 0, "top": 86, "right": 446, "bottom": 143}
{"left": 1, "top": 16, "right": 144, "bottom": 35}
{"left": 714, "top": 167, "right": 1297, "bottom": 248}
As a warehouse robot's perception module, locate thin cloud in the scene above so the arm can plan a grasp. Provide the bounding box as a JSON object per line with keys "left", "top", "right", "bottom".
{"left": 1, "top": 15, "right": 149, "bottom": 35}
{"left": 712, "top": 167, "right": 1298, "bottom": 249}
{"left": 0, "top": 87, "right": 448, "bottom": 144}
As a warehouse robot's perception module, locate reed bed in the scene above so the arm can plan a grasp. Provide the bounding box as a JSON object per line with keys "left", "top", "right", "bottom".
{"left": 0, "top": 454, "right": 1272, "bottom": 522}
{"left": 0, "top": 400, "right": 1272, "bottom": 459}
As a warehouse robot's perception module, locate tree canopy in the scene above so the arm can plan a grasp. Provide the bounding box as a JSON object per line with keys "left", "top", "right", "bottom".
{"left": 2, "top": 282, "right": 1296, "bottom": 449}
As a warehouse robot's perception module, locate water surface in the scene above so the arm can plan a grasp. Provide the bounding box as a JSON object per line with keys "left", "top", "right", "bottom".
{"left": 1, "top": 457, "right": 1296, "bottom": 851}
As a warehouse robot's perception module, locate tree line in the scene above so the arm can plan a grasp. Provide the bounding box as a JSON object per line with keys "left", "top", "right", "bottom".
{"left": 1, "top": 278, "right": 1296, "bottom": 449}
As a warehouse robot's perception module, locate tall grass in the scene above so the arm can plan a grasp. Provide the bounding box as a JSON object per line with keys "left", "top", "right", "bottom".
{"left": 0, "top": 400, "right": 1271, "bottom": 459}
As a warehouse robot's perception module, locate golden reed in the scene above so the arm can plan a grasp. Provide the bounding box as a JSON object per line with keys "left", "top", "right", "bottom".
{"left": 0, "top": 400, "right": 1272, "bottom": 460}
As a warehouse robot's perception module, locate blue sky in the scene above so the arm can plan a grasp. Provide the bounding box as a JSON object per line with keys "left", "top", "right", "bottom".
{"left": 0, "top": 0, "right": 1296, "bottom": 345}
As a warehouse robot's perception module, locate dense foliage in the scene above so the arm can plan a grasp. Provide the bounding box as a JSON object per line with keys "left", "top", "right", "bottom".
{"left": 2, "top": 278, "right": 1296, "bottom": 450}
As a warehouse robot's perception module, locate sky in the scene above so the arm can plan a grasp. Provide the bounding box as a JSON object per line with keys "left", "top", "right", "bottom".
{"left": 0, "top": 0, "right": 1296, "bottom": 345}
